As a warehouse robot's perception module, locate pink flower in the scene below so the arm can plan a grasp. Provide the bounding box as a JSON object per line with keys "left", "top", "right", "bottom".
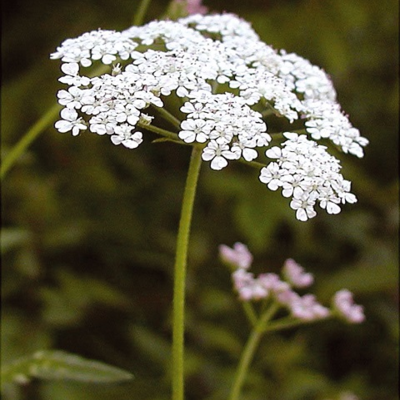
{"left": 289, "top": 294, "right": 330, "bottom": 321}
{"left": 332, "top": 289, "right": 365, "bottom": 323}
{"left": 232, "top": 269, "right": 269, "bottom": 301}
{"left": 282, "top": 258, "right": 314, "bottom": 288}
{"left": 187, "top": 0, "right": 208, "bottom": 14}
{"left": 219, "top": 242, "right": 253, "bottom": 269}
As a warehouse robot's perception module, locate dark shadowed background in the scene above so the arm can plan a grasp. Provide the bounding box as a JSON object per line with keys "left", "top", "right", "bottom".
{"left": 1, "top": 0, "right": 398, "bottom": 399}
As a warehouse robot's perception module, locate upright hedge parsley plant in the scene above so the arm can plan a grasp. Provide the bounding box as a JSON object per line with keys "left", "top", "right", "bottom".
{"left": 51, "top": 12, "right": 368, "bottom": 400}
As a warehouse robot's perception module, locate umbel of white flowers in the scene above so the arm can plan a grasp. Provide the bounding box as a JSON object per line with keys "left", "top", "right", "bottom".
{"left": 51, "top": 13, "right": 368, "bottom": 221}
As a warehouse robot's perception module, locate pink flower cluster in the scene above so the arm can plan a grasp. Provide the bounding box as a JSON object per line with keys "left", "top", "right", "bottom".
{"left": 332, "top": 289, "right": 365, "bottom": 323}
{"left": 170, "top": 0, "right": 208, "bottom": 15}
{"left": 219, "top": 243, "right": 365, "bottom": 323}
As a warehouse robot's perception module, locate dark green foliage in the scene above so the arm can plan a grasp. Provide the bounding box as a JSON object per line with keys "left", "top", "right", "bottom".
{"left": 1, "top": 0, "right": 398, "bottom": 399}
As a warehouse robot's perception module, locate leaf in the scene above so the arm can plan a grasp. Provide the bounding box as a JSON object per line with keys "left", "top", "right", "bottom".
{"left": 192, "top": 322, "right": 243, "bottom": 356}
{"left": 234, "top": 182, "right": 288, "bottom": 251}
{"left": 129, "top": 325, "right": 170, "bottom": 366}
{"left": 316, "top": 261, "right": 398, "bottom": 301}
{"left": 1, "top": 350, "right": 133, "bottom": 389}
{"left": 0, "top": 228, "right": 31, "bottom": 254}
{"left": 40, "top": 269, "right": 130, "bottom": 327}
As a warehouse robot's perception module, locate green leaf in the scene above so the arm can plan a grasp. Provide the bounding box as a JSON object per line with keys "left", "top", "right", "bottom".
{"left": 1, "top": 350, "right": 133, "bottom": 389}
{"left": 0, "top": 228, "right": 31, "bottom": 254}
{"left": 316, "top": 261, "right": 398, "bottom": 301}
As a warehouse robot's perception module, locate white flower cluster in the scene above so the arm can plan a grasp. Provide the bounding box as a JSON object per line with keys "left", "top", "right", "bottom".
{"left": 260, "top": 132, "right": 357, "bottom": 221}
{"left": 219, "top": 243, "right": 365, "bottom": 323}
{"left": 180, "top": 91, "right": 270, "bottom": 170}
{"left": 51, "top": 13, "right": 368, "bottom": 220}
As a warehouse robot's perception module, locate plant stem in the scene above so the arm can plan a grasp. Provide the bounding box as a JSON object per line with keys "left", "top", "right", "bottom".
{"left": 172, "top": 145, "right": 203, "bottom": 400}
{"left": 229, "top": 326, "right": 263, "bottom": 400}
{"left": 1, "top": 103, "right": 61, "bottom": 180}
{"left": 263, "top": 316, "right": 326, "bottom": 333}
{"left": 229, "top": 302, "right": 280, "bottom": 400}
{"left": 132, "top": 0, "right": 152, "bottom": 26}
{"left": 138, "top": 123, "right": 179, "bottom": 141}
{"left": 242, "top": 302, "right": 258, "bottom": 326}
{"left": 154, "top": 106, "right": 182, "bottom": 129}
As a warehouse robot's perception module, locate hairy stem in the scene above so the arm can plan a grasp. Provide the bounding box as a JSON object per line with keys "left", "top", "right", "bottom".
{"left": 154, "top": 106, "right": 182, "bottom": 129}
{"left": 172, "top": 145, "right": 203, "bottom": 400}
{"left": 132, "top": 0, "right": 152, "bottom": 26}
{"left": 1, "top": 103, "right": 61, "bottom": 180}
{"left": 229, "top": 302, "right": 280, "bottom": 400}
{"left": 138, "top": 123, "right": 179, "bottom": 141}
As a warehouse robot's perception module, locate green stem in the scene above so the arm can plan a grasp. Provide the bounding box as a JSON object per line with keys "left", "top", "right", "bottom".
{"left": 138, "top": 123, "right": 179, "bottom": 141}
{"left": 133, "top": 0, "right": 152, "bottom": 26}
{"left": 242, "top": 302, "right": 258, "bottom": 326}
{"left": 154, "top": 106, "right": 182, "bottom": 129}
{"left": 260, "top": 99, "right": 278, "bottom": 118}
{"left": 229, "top": 302, "right": 280, "bottom": 400}
{"left": 1, "top": 103, "right": 61, "bottom": 180}
{"left": 238, "top": 158, "right": 265, "bottom": 170}
{"left": 262, "top": 315, "right": 327, "bottom": 333}
{"left": 172, "top": 145, "right": 203, "bottom": 400}
{"left": 268, "top": 128, "right": 307, "bottom": 135}
{"left": 211, "top": 80, "right": 219, "bottom": 94}
{"left": 229, "top": 326, "right": 263, "bottom": 400}
{"left": 261, "top": 109, "right": 276, "bottom": 118}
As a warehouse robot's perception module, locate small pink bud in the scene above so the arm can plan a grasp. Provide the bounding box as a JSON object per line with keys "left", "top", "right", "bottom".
{"left": 186, "top": 0, "right": 208, "bottom": 14}
{"left": 333, "top": 289, "right": 365, "bottom": 323}
{"left": 219, "top": 242, "right": 253, "bottom": 269}
{"left": 282, "top": 258, "right": 314, "bottom": 288}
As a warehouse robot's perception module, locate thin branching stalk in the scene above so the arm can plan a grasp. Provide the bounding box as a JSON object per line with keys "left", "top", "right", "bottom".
{"left": 138, "top": 123, "right": 179, "bottom": 141}
{"left": 229, "top": 301, "right": 280, "bottom": 400}
{"left": 154, "top": 106, "right": 182, "bottom": 129}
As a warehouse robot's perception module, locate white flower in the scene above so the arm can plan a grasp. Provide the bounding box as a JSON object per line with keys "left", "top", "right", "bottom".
{"left": 259, "top": 163, "right": 285, "bottom": 191}
{"left": 58, "top": 62, "right": 91, "bottom": 86}
{"left": 209, "top": 123, "right": 234, "bottom": 145}
{"left": 179, "top": 119, "right": 211, "bottom": 143}
{"left": 89, "top": 112, "right": 118, "bottom": 135}
{"left": 114, "top": 103, "right": 140, "bottom": 125}
{"left": 55, "top": 108, "right": 87, "bottom": 136}
{"left": 202, "top": 140, "right": 238, "bottom": 170}
{"left": 180, "top": 101, "right": 207, "bottom": 119}
{"left": 61, "top": 62, "right": 79, "bottom": 76}
{"left": 57, "top": 86, "right": 88, "bottom": 109}
{"left": 111, "top": 124, "right": 143, "bottom": 149}
{"left": 231, "top": 140, "right": 258, "bottom": 162}
{"left": 290, "top": 191, "right": 317, "bottom": 221}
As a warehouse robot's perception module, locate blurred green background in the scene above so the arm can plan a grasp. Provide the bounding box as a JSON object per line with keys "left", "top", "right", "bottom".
{"left": 1, "top": 0, "right": 398, "bottom": 399}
